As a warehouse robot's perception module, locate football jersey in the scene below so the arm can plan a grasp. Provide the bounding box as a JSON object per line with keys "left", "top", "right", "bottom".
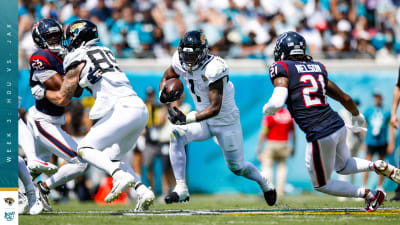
{"left": 269, "top": 60, "right": 344, "bottom": 142}
{"left": 63, "top": 45, "right": 137, "bottom": 119}
{"left": 29, "top": 49, "right": 65, "bottom": 117}
{"left": 171, "top": 51, "right": 240, "bottom": 126}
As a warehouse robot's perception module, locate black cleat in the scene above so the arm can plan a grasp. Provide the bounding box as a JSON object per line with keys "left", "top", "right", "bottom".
{"left": 164, "top": 192, "right": 190, "bottom": 204}
{"left": 37, "top": 181, "right": 52, "bottom": 212}
{"left": 264, "top": 189, "right": 277, "bottom": 206}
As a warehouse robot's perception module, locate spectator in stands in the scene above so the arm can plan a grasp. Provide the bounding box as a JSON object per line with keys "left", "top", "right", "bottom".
{"left": 362, "top": 90, "right": 392, "bottom": 190}
{"left": 256, "top": 108, "right": 295, "bottom": 198}
{"left": 90, "top": 0, "right": 112, "bottom": 22}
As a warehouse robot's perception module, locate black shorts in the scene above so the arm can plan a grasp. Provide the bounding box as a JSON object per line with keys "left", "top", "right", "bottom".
{"left": 367, "top": 145, "right": 387, "bottom": 157}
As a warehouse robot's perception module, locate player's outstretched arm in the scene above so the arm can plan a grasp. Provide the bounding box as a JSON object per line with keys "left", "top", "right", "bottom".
{"left": 262, "top": 77, "right": 288, "bottom": 115}
{"left": 46, "top": 62, "right": 85, "bottom": 107}
{"left": 326, "top": 79, "right": 359, "bottom": 116}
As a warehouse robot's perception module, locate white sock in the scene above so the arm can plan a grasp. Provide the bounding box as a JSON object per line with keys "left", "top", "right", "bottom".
{"left": 18, "top": 157, "right": 35, "bottom": 193}
{"left": 316, "top": 179, "right": 367, "bottom": 198}
{"left": 338, "top": 157, "right": 374, "bottom": 174}
{"left": 169, "top": 135, "right": 187, "bottom": 180}
{"left": 45, "top": 162, "right": 87, "bottom": 189}
{"left": 113, "top": 161, "right": 142, "bottom": 182}
{"left": 79, "top": 147, "right": 119, "bottom": 176}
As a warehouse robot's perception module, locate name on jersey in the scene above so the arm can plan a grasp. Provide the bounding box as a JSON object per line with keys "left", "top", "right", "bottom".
{"left": 295, "top": 64, "right": 322, "bottom": 73}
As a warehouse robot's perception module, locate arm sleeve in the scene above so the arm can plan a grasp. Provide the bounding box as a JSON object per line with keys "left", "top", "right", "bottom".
{"left": 263, "top": 87, "right": 288, "bottom": 113}
{"left": 397, "top": 67, "right": 400, "bottom": 88}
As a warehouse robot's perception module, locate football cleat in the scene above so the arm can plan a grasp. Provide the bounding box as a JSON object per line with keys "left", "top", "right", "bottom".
{"left": 26, "top": 189, "right": 44, "bottom": 215}
{"left": 37, "top": 181, "right": 53, "bottom": 212}
{"left": 373, "top": 160, "right": 400, "bottom": 184}
{"left": 364, "top": 190, "right": 386, "bottom": 212}
{"left": 135, "top": 184, "right": 155, "bottom": 212}
{"left": 264, "top": 189, "right": 277, "bottom": 206}
{"left": 104, "top": 170, "right": 135, "bottom": 203}
{"left": 259, "top": 173, "right": 277, "bottom": 206}
{"left": 28, "top": 159, "right": 58, "bottom": 175}
{"left": 18, "top": 192, "right": 28, "bottom": 215}
{"left": 165, "top": 185, "right": 190, "bottom": 204}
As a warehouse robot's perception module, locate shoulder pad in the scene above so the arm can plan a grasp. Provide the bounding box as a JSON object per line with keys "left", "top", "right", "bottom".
{"left": 269, "top": 61, "right": 289, "bottom": 81}
{"left": 204, "top": 56, "right": 229, "bottom": 84}
{"left": 64, "top": 49, "right": 85, "bottom": 72}
{"left": 30, "top": 51, "right": 55, "bottom": 71}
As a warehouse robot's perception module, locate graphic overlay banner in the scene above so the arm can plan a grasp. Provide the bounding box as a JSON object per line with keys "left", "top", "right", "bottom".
{"left": 0, "top": 1, "right": 18, "bottom": 224}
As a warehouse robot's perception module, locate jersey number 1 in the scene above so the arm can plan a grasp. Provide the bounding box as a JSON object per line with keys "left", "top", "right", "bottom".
{"left": 300, "top": 74, "right": 327, "bottom": 107}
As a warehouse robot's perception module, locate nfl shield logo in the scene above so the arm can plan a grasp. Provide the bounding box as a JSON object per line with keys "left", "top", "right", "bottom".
{"left": 4, "top": 211, "right": 15, "bottom": 221}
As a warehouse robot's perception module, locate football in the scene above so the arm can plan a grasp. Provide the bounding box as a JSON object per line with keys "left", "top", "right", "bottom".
{"left": 164, "top": 78, "right": 184, "bottom": 96}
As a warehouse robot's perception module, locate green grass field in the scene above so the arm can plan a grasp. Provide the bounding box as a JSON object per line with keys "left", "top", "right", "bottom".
{"left": 20, "top": 192, "right": 400, "bottom": 225}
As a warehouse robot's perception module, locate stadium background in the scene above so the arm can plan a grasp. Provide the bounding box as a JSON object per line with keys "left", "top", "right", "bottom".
{"left": 18, "top": 0, "right": 400, "bottom": 196}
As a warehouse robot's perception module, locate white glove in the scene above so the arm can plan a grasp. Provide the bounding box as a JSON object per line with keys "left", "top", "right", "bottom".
{"left": 31, "top": 84, "right": 46, "bottom": 100}
{"left": 262, "top": 103, "right": 276, "bottom": 116}
{"left": 351, "top": 113, "right": 366, "bottom": 127}
{"left": 348, "top": 113, "right": 367, "bottom": 133}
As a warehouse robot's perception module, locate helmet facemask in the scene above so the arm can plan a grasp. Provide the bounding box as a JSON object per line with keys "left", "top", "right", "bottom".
{"left": 43, "top": 31, "right": 66, "bottom": 56}
{"left": 178, "top": 46, "right": 208, "bottom": 72}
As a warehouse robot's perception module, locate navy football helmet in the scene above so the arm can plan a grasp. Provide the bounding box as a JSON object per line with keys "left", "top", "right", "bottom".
{"left": 178, "top": 30, "right": 209, "bottom": 71}
{"left": 65, "top": 19, "right": 99, "bottom": 51}
{"left": 273, "top": 31, "right": 307, "bottom": 61}
{"left": 32, "top": 18, "right": 65, "bottom": 54}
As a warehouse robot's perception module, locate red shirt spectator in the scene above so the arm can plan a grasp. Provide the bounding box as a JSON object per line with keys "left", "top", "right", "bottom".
{"left": 262, "top": 108, "right": 294, "bottom": 141}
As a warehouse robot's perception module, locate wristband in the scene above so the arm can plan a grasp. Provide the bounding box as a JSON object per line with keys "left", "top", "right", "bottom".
{"left": 186, "top": 111, "right": 197, "bottom": 124}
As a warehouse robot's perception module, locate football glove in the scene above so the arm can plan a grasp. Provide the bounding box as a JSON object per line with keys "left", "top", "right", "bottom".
{"left": 168, "top": 107, "right": 196, "bottom": 125}
{"left": 31, "top": 84, "right": 46, "bottom": 100}
{"left": 348, "top": 113, "right": 367, "bottom": 133}
{"left": 79, "top": 67, "right": 103, "bottom": 88}
{"left": 159, "top": 86, "right": 181, "bottom": 104}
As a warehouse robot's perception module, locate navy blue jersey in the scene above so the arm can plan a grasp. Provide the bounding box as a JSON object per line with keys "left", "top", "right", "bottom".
{"left": 269, "top": 60, "right": 344, "bottom": 142}
{"left": 29, "top": 50, "right": 65, "bottom": 116}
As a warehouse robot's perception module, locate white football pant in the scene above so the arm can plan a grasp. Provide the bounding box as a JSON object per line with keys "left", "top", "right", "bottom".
{"left": 26, "top": 116, "right": 87, "bottom": 189}
{"left": 305, "top": 126, "right": 373, "bottom": 197}
{"left": 78, "top": 96, "right": 148, "bottom": 176}
{"left": 169, "top": 121, "right": 264, "bottom": 186}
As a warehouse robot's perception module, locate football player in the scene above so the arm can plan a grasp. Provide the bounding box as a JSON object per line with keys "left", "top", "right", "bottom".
{"left": 32, "top": 20, "right": 155, "bottom": 211}
{"left": 263, "top": 31, "right": 400, "bottom": 212}
{"left": 18, "top": 109, "right": 44, "bottom": 215}
{"left": 158, "top": 31, "right": 277, "bottom": 206}
{"left": 27, "top": 18, "right": 88, "bottom": 211}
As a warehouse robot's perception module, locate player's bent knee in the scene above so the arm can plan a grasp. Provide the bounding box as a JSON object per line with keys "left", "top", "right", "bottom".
{"left": 228, "top": 163, "right": 244, "bottom": 176}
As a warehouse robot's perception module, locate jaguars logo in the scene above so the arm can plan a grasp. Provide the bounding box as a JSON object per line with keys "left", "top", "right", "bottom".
{"left": 70, "top": 22, "right": 86, "bottom": 34}
{"left": 200, "top": 33, "right": 206, "bottom": 44}
{"left": 201, "top": 75, "right": 208, "bottom": 82}
{"left": 4, "top": 198, "right": 14, "bottom": 206}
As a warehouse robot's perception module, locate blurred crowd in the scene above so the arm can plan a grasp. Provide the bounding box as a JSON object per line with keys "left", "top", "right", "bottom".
{"left": 18, "top": 0, "right": 400, "bottom": 67}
